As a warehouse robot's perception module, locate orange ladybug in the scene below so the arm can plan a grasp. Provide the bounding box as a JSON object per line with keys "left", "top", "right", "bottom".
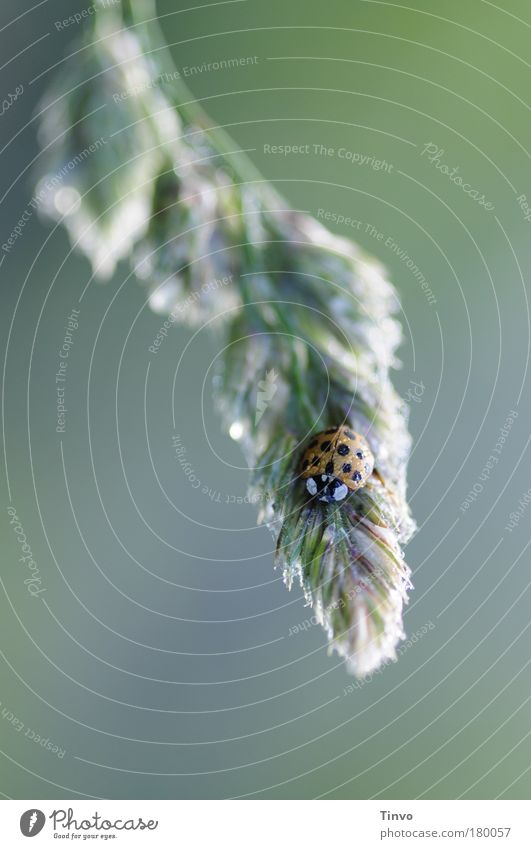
{"left": 300, "top": 425, "right": 375, "bottom": 503}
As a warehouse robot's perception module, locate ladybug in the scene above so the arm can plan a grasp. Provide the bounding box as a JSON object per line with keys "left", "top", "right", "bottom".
{"left": 300, "top": 425, "right": 375, "bottom": 503}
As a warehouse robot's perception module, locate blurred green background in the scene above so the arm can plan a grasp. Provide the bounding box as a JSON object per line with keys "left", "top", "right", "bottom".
{"left": 0, "top": 0, "right": 530, "bottom": 799}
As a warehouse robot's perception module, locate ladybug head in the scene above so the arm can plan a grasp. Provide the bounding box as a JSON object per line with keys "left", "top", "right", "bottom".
{"left": 306, "top": 474, "right": 349, "bottom": 503}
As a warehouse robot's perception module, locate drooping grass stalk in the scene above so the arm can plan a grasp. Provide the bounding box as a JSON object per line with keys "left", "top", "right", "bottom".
{"left": 36, "top": 0, "right": 416, "bottom": 676}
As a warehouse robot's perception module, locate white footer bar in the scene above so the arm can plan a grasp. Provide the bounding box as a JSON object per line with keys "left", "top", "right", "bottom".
{"left": 0, "top": 799, "right": 527, "bottom": 847}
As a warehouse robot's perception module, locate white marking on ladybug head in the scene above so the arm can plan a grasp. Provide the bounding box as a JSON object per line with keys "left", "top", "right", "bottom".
{"left": 306, "top": 478, "right": 318, "bottom": 496}
{"left": 332, "top": 482, "right": 348, "bottom": 501}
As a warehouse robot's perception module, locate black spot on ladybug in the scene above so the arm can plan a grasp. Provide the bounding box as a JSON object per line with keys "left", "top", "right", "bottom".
{"left": 312, "top": 456, "right": 319, "bottom": 465}
{"left": 337, "top": 444, "right": 349, "bottom": 456}
{"left": 302, "top": 459, "right": 309, "bottom": 470}
{"left": 345, "top": 429, "right": 356, "bottom": 439}
{"left": 320, "top": 440, "right": 332, "bottom": 451}
{"left": 352, "top": 471, "right": 362, "bottom": 482}
{"left": 356, "top": 451, "right": 363, "bottom": 459}
{"left": 325, "top": 460, "right": 335, "bottom": 475}
{"left": 342, "top": 463, "right": 352, "bottom": 473}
